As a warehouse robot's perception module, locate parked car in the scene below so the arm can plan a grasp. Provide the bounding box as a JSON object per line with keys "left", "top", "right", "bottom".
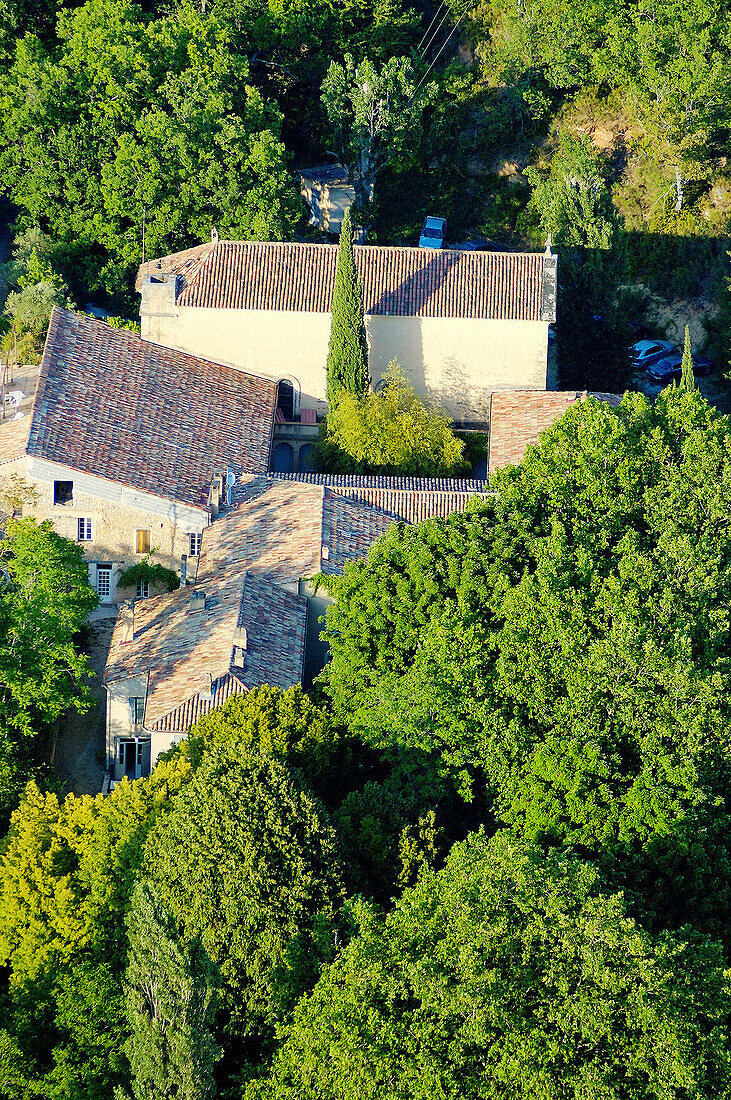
{"left": 454, "top": 238, "right": 490, "bottom": 251}
{"left": 645, "top": 352, "right": 713, "bottom": 383}
{"left": 419, "top": 216, "right": 447, "bottom": 249}
{"left": 628, "top": 339, "right": 676, "bottom": 368}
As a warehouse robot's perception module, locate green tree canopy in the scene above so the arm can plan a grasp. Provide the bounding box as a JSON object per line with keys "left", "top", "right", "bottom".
{"left": 323, "top": 360, "right": 466, "bottom": 475}
{"left": 322, "top": 54, "right": 436, "bottom": 211}
{"left": 0, "top": 759, "right": 191, "bottom": 1098}
{"left": 176, "top": 684, "right": 342, "bottom": 800}
{"left": 681, "top": 323, "right": 695, "bottom": 391}
{"left": 248, "top": 830, "right": 731, "bottom": 1100}
{"left": 526, "top": 133, "right": 615, "bottom": 249}
{"left": 0, "top": 0, "right": 299, "bottom": 298}
{"left": 324, "top": 207, "right": 369, "bottom": 406}
{"left": 123, "top": 882, "right": 219, "bottom": 1100}
{"left": 0, "top": 517, "right": 97, "bottom": 738}
{"left": 320, "top": 387, "right": 731, "bottom": 936}
{"left": 140, "top": 744, "right": 345, "bottom": 1060}
{"left": 0, "top": 517, "right": 97, "bottom": 824}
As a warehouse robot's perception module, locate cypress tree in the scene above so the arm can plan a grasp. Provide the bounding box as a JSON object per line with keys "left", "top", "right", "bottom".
{"left": 123, "top": 882, "right": 219, "bottom": 1100}
{"left": 325, "top": 208, "right": 370, "bottom": 406}
{"left": 680, "top": 324, "right": 695, "bottom": 391}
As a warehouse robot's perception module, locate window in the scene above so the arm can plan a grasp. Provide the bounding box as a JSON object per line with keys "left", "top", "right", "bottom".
{"left": 277, "top": 379, "right": 295, "bottom": 421}
{"left": 136, "top": 579, "right": 149, "bottom": 599}
{"left": 189, "top": 532, "right": 203, "bottom": 557}
{"left": 77, "top": 518, "right": 92, "bottom": 541}
{"left": 135, "top": 529, "right": 151, "bottom": 555}
{"left": 129, "top": 698, "right": 144, "bottom": 727}
{"left": 53, "top": 481, "right": 73, "bottom": 505}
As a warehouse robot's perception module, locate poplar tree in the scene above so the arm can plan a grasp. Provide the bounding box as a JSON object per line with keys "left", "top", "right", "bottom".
{"left": 680, "top": 324, "right": 695, "bottom": 390}
{"left": 325, "top": 208, "right": 370, "bottom": 406}
{"left": 123, "top": 882, "right": 220, "bottom": 1100}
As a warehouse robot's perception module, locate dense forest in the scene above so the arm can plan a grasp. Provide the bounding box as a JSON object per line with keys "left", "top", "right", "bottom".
{"left": 4, "top": 0, "right": 731, "bottom": 1096}
{"left": 5, "top": 386, "right": 731, "bottom": 1096}
{"left": 1, "top": 0, "right": 730, "bottom": 386}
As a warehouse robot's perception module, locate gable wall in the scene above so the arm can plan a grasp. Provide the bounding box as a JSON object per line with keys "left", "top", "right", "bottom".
{"left": 142, "top": 307, "right": 548, "bottom": 422}
{"left": 1, "top": 455, "right": 208, "bottom": 602}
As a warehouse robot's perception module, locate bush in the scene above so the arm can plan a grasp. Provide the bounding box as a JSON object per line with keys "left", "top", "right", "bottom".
{"left": 321, "top": 362, "right": 467, "bottom": 477}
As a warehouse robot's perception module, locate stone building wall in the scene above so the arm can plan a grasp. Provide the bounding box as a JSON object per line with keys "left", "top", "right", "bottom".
{"left": 2, "top": 455, "right": 208, "bottom": 603}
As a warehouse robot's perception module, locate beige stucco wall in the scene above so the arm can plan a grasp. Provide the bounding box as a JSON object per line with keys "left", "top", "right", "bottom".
{"left": 2, "top": 456, "right": 208, "bottom": 603}
{"left": 142, "top": 307, "right": 548, "bottom": 422}
{"left": 106, "top": 676, "right": 149, "bottom": 776}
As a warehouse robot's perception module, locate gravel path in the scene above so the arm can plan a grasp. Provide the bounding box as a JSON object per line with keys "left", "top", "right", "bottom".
{"left": 54, "top": 617, "right": 116, "bottom": 798}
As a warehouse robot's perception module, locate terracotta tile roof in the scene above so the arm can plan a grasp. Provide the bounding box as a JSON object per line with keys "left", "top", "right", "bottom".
{"left": 27, "top": 309, "right": 276, "bottom": 508}
{"left": 200, "top": 478, "right": 394, "bottom": 583}
{"left": 272, "top": 472, "right": 490, "bottom": 524}
{"left": 205, "top": 479, "right": 325, "bottom": 586}
{"left": 136, "top": 242, "right": 214, "bottom": 297}
{"left": 0, "top": 414, "right": 33, "bottom": 467}
{"left": 148, "top": 671, "right": 248, "bottom": 735}
{"left": 106, "top": 473, "right": 486, "bottom": 735}
{"left": 104, "top": 570, "right": 306, "bottom": 731}
{"left": 488, "top": 390, "right": 623, "bottom": 470}
{"left": 139, "top": 240, "right": 553, "bottom": 321}
{"left": 322, "top": 491, "right": 394, "bottom": 572}
{"left": 203, "top": 473, "right": 490, "bottom": 585}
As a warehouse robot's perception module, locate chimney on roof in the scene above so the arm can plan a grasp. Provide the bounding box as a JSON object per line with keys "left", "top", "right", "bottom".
{"left": 190, "top": 590, "right": 206, "bottom": 613}
{"left": 232, "top": 625, "right": 247, "bottom": 670}
{"left": 208, "top": 470, "right": 224, "bottom": 517}
{"left": 119, "top": 599, "right": 135, "bottom": 644}
{"left": 211, "top": 226, "right": 219, "bottom": 244}
{"left": 180, "top": 553, "right": 187, "bottom": 586}
{"left": 140, "top": 272, "right": 178, "bottom": 316}
{"left": 541, "top": 244, "right": 558, "bottom": 324}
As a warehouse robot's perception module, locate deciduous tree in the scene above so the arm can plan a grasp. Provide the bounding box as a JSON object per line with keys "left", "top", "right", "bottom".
{"left": 123, "top": 882, "right": 219, "bottom": 1100}
{"left": 322, "top": 54, "right": 436, "bottom": 212}
{"left": 320, "top": 387, "right": 731, "bottom": 937}
{"left": 324, "top": 359, "right": 465, "bottom": 474}
{"left": 141, "top": 745, "right": 345, "bottom": 1059}
{"left": 247, "top": 831, "right": 731, "bottom": 1099}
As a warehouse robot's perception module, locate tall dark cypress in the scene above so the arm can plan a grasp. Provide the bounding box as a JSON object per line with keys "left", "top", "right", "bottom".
{"left": 680, "top": 324, "right": 695, "bottom": 391}
{"left": 325, "top": 208, "right": 370, "bottom": 406}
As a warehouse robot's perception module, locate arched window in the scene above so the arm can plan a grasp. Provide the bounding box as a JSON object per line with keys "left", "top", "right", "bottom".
{"left": 272, "top": 442, "right": 295, "bottom": 473}
{"left": 276, "top": 378, "right": 298, "bottom": 421}
{"left": 298, "top": 443, "right": 316, "bottom": 472}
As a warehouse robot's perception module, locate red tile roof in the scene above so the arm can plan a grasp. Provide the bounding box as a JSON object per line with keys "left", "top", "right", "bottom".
{"left": 27, "top": 309, "right": 276, "bottom": 508}
{"left": 488, "top": 390, "right": 623, "bottom": 470}
{"left": 138, "top": 240, "right": 553, "bottom": 321}
{"left": 272, "top": 472, "right": 490, "bottom": 524}
{"left": 105, "top": 570, "right": 306, "bottom": 731}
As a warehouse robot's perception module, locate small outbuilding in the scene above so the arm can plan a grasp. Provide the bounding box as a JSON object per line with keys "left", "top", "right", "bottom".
{"left": 299, "top": 164, "right": 355, "bottom": 234}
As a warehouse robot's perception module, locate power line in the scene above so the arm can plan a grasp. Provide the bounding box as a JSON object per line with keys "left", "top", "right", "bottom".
{"left": 416, "top": 1, "right": 448, "bottom": 55}
{"left": 410, "top": 0, "right": 473, "bottom": 101}
{"left": 419, "top": 2, "right": 452, "bottom": 59}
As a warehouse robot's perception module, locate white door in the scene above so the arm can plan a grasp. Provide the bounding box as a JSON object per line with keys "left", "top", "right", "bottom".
{"left": 135, "top": 741, "right": 145, "bottom": 780}
{"left": 96, "top": 564, "right": 113, "bottom": 604}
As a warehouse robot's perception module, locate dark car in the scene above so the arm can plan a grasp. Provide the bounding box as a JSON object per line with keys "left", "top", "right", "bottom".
{"left": 645, "top": 353, "right": 713, "bottom": 383}
{"left": 629, "top": 339, "right": 675, "bottom": 368}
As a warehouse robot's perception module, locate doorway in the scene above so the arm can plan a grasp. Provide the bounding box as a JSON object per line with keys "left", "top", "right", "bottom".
{"left": 118, "top": 738, "right": 149, "bottom": 780}
{"left": 95, "top": 563, "right": 113, "bottom": 604}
